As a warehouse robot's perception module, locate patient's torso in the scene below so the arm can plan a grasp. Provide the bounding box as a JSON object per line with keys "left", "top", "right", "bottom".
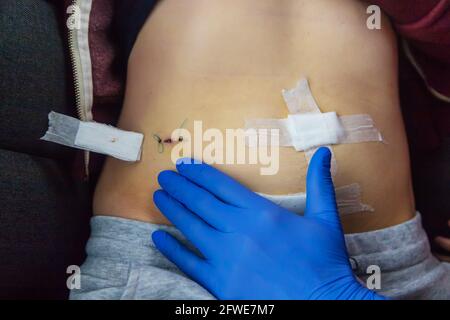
{"left": 94, "top": 0, "right": 415, "bottom": 232}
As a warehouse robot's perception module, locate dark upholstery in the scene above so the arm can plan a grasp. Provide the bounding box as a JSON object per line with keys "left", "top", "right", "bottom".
{"left": 0, "top": 0, "right": 91, "bottom": 299}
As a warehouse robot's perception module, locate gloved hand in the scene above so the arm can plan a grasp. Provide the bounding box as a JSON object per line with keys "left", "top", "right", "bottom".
{"left": 152, "top": 147, "right": 386, "bottom": 300}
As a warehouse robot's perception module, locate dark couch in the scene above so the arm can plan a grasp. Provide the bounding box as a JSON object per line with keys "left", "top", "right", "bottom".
{"left": 0, "top": 0, "right": 91, "bottom": 299}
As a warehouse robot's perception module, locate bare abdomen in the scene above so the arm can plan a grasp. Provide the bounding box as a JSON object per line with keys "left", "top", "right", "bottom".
{"left": 94, "top": 0, "right": 415, "bottom": 233}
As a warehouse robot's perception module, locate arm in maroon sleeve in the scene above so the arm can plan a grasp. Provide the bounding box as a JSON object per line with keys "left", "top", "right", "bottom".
{"left": 371, "top": 0, "right": 450, "bottom": 100}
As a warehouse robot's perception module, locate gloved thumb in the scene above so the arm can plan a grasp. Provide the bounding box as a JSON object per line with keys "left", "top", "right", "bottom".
{"left": 305, "top": 147, "right": 340, "bottom": 225}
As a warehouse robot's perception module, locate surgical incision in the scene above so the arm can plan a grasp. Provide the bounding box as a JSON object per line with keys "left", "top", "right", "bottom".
{"left": 152, "top": 119, "right": 188, "bottom": 153}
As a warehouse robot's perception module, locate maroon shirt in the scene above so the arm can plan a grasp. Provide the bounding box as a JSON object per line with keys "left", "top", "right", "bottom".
{"left": 373, "top": 0, "right": 450, "bottom": 99}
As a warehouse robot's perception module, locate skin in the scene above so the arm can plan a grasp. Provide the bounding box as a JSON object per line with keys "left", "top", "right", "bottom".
{"left": 94, "top": 0, "right": 415, "bottom": 233}
{"left": 435, "top": 220, "right": 450, "bottom": 262}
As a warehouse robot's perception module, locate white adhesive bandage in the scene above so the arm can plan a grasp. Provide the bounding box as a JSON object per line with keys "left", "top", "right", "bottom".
{"left": 288, "top": 112, "right": 345, "bottom": 151}
{"left": 245, "top": 112, "right": 382, "bottom": 151}
{"left": 246, "top": 78, "right": 384, "bottom": 178}
{"left": 258, "top": 183, "right": 373, "bottom": 216}
{"left": 245, "top": 112, "right": 344, "bottom": 151}
{"left": 41, "top": 112, "right": 144, "bottom": 162}
{"left": 283, "top": 78, "right": 340, "bottom": 173}
{"left": 250, "top": 77, "right": 380, "bottom": 215}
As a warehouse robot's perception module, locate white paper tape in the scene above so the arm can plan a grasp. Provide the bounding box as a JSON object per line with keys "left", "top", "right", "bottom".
{"left": 283, "top": 78, "right": 339, "bottom": 174}
{"left": 339, "top": 114, "right": 383, "bottom": 144}
{"left": 251, "top": 77, "right": 379, "bottom": 215}
{"left": 246, "top": 78, "right": 384, "bottom": 177}
{"left": 245, "top": 112, "right": 382, "bottom": 151}
{"left": 282, "top": 77, "right": 321, "bottom": 114}
{"left": 41, "top": 112, "right": 144, "bottom": 162}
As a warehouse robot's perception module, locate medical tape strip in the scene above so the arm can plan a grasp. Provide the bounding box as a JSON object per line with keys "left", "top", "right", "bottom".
{"left": 41, "top": 111, "right": 144, "bottom": 162}
{"left": 283, "top": 78, "right": 336, "bottom": 174}
{"left": 281, "top": 78, "right": 384, "bottom": 171}
{"left": 248, "top": 77, "right": 380, "bottom": 215}
{"left": 258, "top": 183, "right": 373, "bottom": 216}
{"left": 244, "top": 112, "right": 382, "bottom": 150}
{"left": 283, "top": 78, "right": 377, "bottom": 214}
{"left": 282, "top": 77, "right": 320, "bottom": 114}
{"left": 286, "top": 77, "right": 337, "bottom": 171}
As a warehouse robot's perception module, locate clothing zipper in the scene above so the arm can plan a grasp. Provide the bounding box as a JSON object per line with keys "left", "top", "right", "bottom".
{"left": 68, "top": 0, "right": 91, "bottom": 178}
{"left": 68, "top": 0, "right": 87, "bottom": 122}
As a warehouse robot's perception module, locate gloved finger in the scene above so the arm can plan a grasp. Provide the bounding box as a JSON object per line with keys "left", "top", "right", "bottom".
{"left": 158, "top": 170, "right": 238, "bottom": 231}
{"left": 175, "top": 158, "right": 263, "bottom": 209}
{"left": 152, "top": 230, "right": 212, "bottom": 287}
{"left": 153, "top": 189, "right": 217, "bottom": 257}
{"left": 305, "top": 147, "right": 340, "bottom": 225}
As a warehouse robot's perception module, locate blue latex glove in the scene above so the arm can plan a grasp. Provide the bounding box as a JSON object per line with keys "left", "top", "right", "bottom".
{"left": 152, "top": 147, "right": 386, "bottom": 300}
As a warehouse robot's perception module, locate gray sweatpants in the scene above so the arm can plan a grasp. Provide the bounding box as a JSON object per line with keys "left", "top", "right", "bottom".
{"left": 70, "top": 213, "right": 450, "bottom": 300}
